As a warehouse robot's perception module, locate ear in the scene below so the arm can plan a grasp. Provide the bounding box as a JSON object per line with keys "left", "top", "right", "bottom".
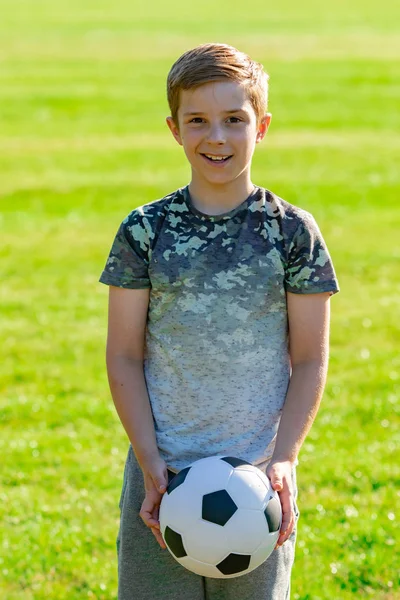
{"left": 166, "top": 116, "right": 183, "bottom": 146}
{"left": 256, "top": 113, "right": 272, "bottom": 143}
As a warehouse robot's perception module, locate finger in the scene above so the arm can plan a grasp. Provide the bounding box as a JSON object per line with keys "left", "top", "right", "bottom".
{"left": 139, "top": 506, "right": 161, "bottom": 530}
{"left": 140, "top": 512, "right": 160, "bottom": 529}
{"left": 154, "top": 505, "right": 160, "bottom": 522}
{"left": 276, "top": 487, "right": 293, "bottom": 530}
{"left": 267, "top": 464, "right": 286, "bottom": 492}
{"left": 275, "top": 508, "right": 295, "bottom": 547}
{"left": 277, "top": 523, "right": 294, "bottom": 546}
{"left": 151, "top": 527, "right": 167, "bottom": 549}
{"left": 271, "top": 475, "right": 283, "bottom": 492}
{"left": 140, "top": 491, "right": 162, "bottom": 525}
{"left": 153, "top": 474, "right": 168, "bottom": 494}
{"left": 275, "top": 491, "right": 294, "bottom": 548}
{"left": 277, "top": 513, "right": 291, "bottom": 545}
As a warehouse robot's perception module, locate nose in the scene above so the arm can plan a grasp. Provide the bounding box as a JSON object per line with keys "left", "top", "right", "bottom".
{"left": 207, "top": 121, "right": 226, "bottom": 145}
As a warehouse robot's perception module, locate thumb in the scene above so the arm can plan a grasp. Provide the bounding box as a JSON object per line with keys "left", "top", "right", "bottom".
{"left": 153, "top": 472, "right": 168, "bottom": 494}
{"left": 270, "top": 472, "right": 283, "bottom": 492}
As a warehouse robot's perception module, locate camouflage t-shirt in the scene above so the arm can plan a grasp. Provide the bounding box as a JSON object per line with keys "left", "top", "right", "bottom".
{"left": 100, "top": 186, "right": 339, "bottom": 472}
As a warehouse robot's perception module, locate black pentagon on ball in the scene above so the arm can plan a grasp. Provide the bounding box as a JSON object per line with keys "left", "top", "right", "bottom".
{"left": 221, "top": 456, "right": 252, "bottom": 468}
{"left": 264, "top": 496, "right": 281, "bottom": 532}
{"left": 167, "top": 466, "right": 191, "bottom": 494}
{"left": 202, "top": 490, "right": 238, "bottom": 525}
{"left": 164, "top": 526, "right": 187, "bottom": 558}
{"left": 217, "top": 553, "right": 251, "bottom": 575}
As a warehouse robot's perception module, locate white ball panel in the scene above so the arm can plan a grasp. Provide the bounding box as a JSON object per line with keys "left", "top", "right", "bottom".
{"left": 159, "top": 485, "right": 202, "bottom": 533}
{"left": 250, "top": 531, "right": 280, "bottom": 570}
{"left": 224, "top": 509, "right": 269, "bottom": 553}
{"left": 227, "top": 468, "right": 269, "bottom": 509}
{"left": 184, "top": 457, "right": 233, "bottom": 494}
{"left": 177, "top": 555, "right": 225, "bottom": 578}
{"left": 250, "top": 467, "right": 271, "bottom": 488}
{"left": 184, "top": 519, "right": 231, "bottom": 564}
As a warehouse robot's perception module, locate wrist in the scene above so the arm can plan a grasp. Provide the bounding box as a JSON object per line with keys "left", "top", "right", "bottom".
{"left": 269, "top": 452, "right": 297, "bottom": 465}
{"left": 134, "top": 446, "right": 162, "bottom": 469}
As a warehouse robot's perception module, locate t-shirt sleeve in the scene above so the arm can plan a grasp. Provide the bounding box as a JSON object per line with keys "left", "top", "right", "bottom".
{"left": 285, "top": 212, "right": 339, "bottom": 295}
{"left": 99, "top": 211, "right": 151, "bottom": 289}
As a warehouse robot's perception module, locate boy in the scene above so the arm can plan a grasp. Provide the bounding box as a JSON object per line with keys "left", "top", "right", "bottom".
{"left": 99, "top": 43, "right": 339, "bottom": 600}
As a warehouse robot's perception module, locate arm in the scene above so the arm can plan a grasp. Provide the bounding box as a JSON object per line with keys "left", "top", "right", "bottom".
{"left": 106, "top": 286, "right": 159, "bottom": 466}
{"left": 106, "top": 285, "right": 168, "bottom": 548}
{"left": 273, "top": 291, "right": 330, "bottom": 462}
{"left": 267, "top": 291, "right": 331, "bottom": 546}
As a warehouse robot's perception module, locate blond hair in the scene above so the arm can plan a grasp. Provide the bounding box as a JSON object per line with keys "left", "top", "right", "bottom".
{"left": 167, "top": 43, "right": 269, "bottom": 124}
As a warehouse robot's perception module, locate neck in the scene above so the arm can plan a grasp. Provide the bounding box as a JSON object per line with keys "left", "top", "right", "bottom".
{"left": 188, "top": 173, "right": 255, "bottom": 216}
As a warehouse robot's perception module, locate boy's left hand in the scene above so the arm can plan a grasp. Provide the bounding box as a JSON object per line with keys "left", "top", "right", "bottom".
{"left": 266, "top": 460, "right": 296, "bottom": 548}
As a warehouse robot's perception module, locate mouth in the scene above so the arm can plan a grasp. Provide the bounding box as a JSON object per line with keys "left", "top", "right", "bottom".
{"left": 201, "top": 153, "right": 233, "bottom": 165}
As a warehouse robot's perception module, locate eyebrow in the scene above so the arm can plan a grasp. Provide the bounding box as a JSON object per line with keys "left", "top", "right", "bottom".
{"left": 183, "top": 108, "right": 247, "bottom": 117}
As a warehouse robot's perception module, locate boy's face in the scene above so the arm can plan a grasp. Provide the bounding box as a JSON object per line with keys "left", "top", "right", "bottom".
{"left": 166, "top": 80, "right": 271, "bottom": 192}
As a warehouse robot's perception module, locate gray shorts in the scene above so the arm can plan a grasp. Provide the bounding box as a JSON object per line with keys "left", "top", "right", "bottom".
{"left": 117, "top": 447, "right": 299, "bottom": 600}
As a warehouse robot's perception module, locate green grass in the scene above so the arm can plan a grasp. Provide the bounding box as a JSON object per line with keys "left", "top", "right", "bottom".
{"left": 1, "top": 1, "right": 399, "bottom": 598}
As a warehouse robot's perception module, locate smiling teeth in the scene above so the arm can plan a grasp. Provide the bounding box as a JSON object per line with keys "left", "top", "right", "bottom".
{"left": 205, "top": 155, "right": 229, "bottom": 161}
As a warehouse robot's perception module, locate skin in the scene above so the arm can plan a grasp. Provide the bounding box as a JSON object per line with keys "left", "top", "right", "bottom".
{"left": 106, "top": 80, "right": 332, "bottom": 551}
{"left": 166, "top": 81, "right": 271, "bottom": 216}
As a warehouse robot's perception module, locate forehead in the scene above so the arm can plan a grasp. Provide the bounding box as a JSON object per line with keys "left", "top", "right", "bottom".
{"left": 179, "top": 80, "right": 253, "bottom": 114}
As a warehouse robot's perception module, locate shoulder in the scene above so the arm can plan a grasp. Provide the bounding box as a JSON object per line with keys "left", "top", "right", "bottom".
{"left": 119, "top": 187, "right": 186, "bottom": 249}
{"left": 122, "top": 187, "right": 185, "bottom": 228}
{"left": 263, "top": 188, "right": 316, "bottom": 231}
{"left": 260, "top": 188, "right": 323, "bottom": 251}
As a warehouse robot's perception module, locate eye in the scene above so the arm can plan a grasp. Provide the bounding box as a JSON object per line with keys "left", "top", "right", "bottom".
{"left": 188, "top": 117, "right": 204, "bottom": 123}
{"left": 227, "top": 116, "right": 242, "bottom": 123}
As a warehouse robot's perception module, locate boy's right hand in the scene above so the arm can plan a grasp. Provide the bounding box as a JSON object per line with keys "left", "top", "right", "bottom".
{"left": 139, "top": 456, "right": 169, "bottom": 549}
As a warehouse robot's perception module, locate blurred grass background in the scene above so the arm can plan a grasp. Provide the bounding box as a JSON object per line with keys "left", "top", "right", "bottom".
{"left": 1, "top": 0, "right": 399, "bottom": 598}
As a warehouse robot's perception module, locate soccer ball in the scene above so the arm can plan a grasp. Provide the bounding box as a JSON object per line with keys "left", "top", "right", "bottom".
{"left": 159, "top": 456, "right": 282, "bottom": 578}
